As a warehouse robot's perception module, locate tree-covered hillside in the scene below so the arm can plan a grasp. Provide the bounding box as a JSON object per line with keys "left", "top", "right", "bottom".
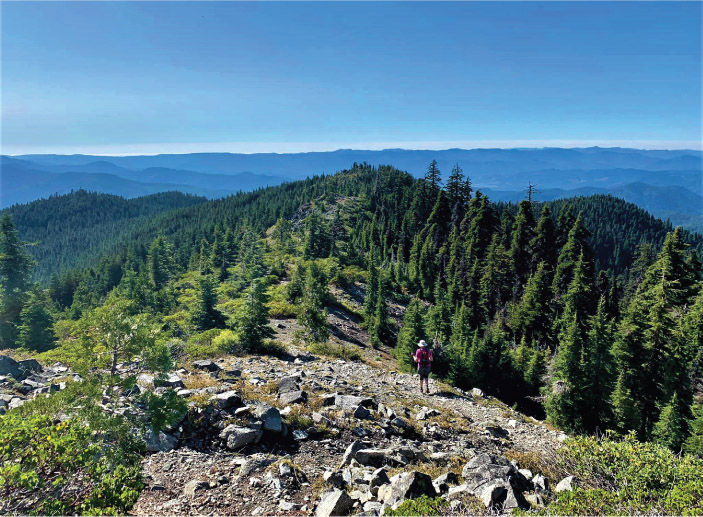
{"left": 1, "top": 162, "right": 703, "bottom": 514}
{"left": 5, "top": 190, "right": 207, "bottom": 280}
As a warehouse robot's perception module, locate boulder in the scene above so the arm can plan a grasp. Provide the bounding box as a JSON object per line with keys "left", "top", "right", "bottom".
{"left": 353, "top": 405, "right": 371, "bottom": 420}
{"left": 369, "top": 467, "right": 390, "bottom": 496}
{"left": 379, "top": 471, "right": 435, "bottom": 507}
{"left": 192, "top": 359, "right": 220, "bottom": 372}
{"left": 183, "top": 480, "right": 209, "bottom": 498}
{"left": 18, "top": 358, "right": 42, "bottom": 373}
{"left": 480, "top": 482, "right": 507, "bottom": 508}
{"left": 221, "top": 425, "right": 261, "bottom": 450}
{"left": 313, "top": 412, "right": 332, "bottom": 426}
{"left": 340, "top": 440, "right": 366, "bottom": 467}
{"left": 255, "top": 406, "right": 283, "bottom": 433}
{"left": 146, "top": 430, "right": 178, "bottom": 452}
{"left": 532, "top": 473, "right": 549, "bottom": 491}
{"left": 432, "top": 472, "right": 460, "bottom": 494}
{"left": 354, "top": 448, "right": 397, "bottom": 468}
{"left": 210, "top": 390, "right": 243, "bottom": 409}
{"left": 278, "top": 375, "right": 301, "bottom": 393}
{"left": 279, "top": 390, "right": 307, "bottom": 405}
{"left": 292, "top": 429, "right": 309, "bottom": 441}
{"left": 0, "top": 355, "right": 24, "bottom": 380}
{"left": 555, "top": 475, "right": 577, "bottom": 493}
{"left": 240, "top": 454, "right": 276, "bottom": 477}
{"left": 471, "top": 387, "right": 485, "bottom": 398}
{"left": 334, "top": 395, "right": 376, "bottom": 410}
{"left": 316, "top": 488, "right": 353, "bottom": 517}
{"left": 391, "top": 417, "right": 408, "bottom": 428}
{"left": 323, "top": 470, "right": 346, "bottom": 489}
{"left": 154, "top": 373, "right": 184, "bottom": 389}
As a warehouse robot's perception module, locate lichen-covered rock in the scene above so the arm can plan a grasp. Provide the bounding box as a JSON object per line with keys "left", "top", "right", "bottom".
{"left": 378, "top": 471, "right": 435, "bottom": 508}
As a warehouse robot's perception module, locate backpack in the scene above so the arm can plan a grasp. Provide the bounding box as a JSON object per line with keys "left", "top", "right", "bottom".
{"left": 417, "top": 348, "right": 432, "bottom": 367}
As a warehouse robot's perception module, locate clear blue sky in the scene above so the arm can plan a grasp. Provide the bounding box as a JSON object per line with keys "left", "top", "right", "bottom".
{"left": 1, "top": 1, "right": 701, "bottom": 155}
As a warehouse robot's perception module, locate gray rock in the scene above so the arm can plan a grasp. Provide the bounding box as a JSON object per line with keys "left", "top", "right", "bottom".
{"left": 183, "top": 480, "right": 209, "bottom": 498}
{"left": 340, "top": 440, "right": 366, "bottom": 467}
{"left": 146, "top": 430, "right": 178, "bottom": 452}
{"left": 353, "top": 405, "right": 371, "bottom": 420}
{"left": 524, "top": 492, "right": 546, "bottom": 507}
{"left": 362, "top": 501, "right": 384, "bottom": 515}
{"left": 379, "top": 471, "right": 435, "bottom": 507}
{"left": 555, "top": 475, "right": 577, "bottom": 493}
{"left": 432, "top": 472, "right": 460, "bottom": 494}
{"left": 532, "top": 473, "right": 549, "bottom": 491}
{"left": 0, "top": 355, "right": 24, "bottom": 380}
{"left": 210, "top": 390, "right": 242, "bottom": 409}
{"left": 154, "top": 373, "right": 184, "bottom": 389}
{"left": 192, "top": 359, "right": 220, "bottom": 372}
{"left": 18, "top": 359, "right": 42, "bottom": 373}
{"left": 518, "top": 468, "right": 534, "bottom": 481}
{"left": 278, "top": 374, "right": 301, "bottom": 393}
{"left": 293, "top": 429, "right": 309, "bottom": 441}
{"left": 335, "top": 395, "right": 376, "bottom": 410}
{"left": 136, "top": 373, "right": 154, "bottom": 387}
{"left": 9, "top": 397, "right": 25, "bottom": 409}
{"left": 221, "top": 426, "right": 261, "bottom": 450}
{"left": 324, "top": 470, "right": 346, "bottom": 489}
{"left": 279, "top": 500, "right": 302, "bottom": 512}
{"left": 279, "top": 390, "right": 307, "bottom": 405}
{"left": 240, "top": 454, "right": 276, "bottom": 477}
{"left": 313, "top": 411, "right": 332, "bottom": 426}
{"left": 255, "top": 406, "right": 283, "bottom": 433}
{"left": 369, "top": 468, "right": 390, "bottom": 496}
{"left": 391, "top": 417, "right": 408, "bottom": 428}
{"left": 471, "top": 387, "right": 485, "bottom": 398}
{"left": 354, "top": 448, "right": 397, "bottom": 468}
{"left": 316, "top": 488, "right": 353, "bottom": 517}
{"left": 480, "top": 482, "right": 507, "bottom": 508}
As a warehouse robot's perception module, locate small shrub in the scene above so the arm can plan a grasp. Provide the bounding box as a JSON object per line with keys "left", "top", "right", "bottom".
{"left": 385, "top": 495, "right": 448, "bottom": 516}
{"left": 184, "top": 328, "right": 228, "bottom": 359}
{"left": 308, "top": 341, "right": 361, "bottom": 361}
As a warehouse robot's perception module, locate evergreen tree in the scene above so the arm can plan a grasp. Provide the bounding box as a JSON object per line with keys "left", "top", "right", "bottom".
{"left": 424, "top": 160, "right": 442, "bottom": 190}
{"left": 394, "top": 298, "right": 425, "bottom": 372}
{"left": 17, "top": 287, "right": 56, "bottom": 352}
{"left": 303, "top": 208, "right": 331, "bottom": 260}
{"left": 510, "top": 261, "right": 553, "bottom": 347}
{"left": 553, "top": 213, "right": 594, "bottom": 299}
{"left": 0, "top": 214, "right": 34, "bottom": 347}
{"left": 190, "top": 275, "right": 225, "bottom": 331}
{"left": 611, "top": 371, "right": 641, "bottom": 434}
{"left": 530, "top": 205, "right": 557, "bottom": 273}
{"left": 653, "top": 393, "right": 688, "bottom": 451}
{"left": 147, "top": 235, "right": 176, "bottom": 290}
{"left": 509, "top": 200, "right": 536, "bottom": 291}
{"left": 296, "top": 262, "right": 329, "bottom": 344}
{"left": 236, "top": 279, "right": 274, "bottom": 352}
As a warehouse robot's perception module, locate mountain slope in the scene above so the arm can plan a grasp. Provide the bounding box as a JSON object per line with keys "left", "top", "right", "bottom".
{"left": 4, "top": 190, "right": 207, "bottom": 280}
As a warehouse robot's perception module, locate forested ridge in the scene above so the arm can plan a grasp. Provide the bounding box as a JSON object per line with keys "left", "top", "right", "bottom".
{"left": 1, "top": 162, "right": 703, "bottom": 514}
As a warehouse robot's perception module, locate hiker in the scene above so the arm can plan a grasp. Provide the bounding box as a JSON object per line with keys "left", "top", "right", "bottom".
{"left": 414, "top": 339, "right": 433, "bottom": 394}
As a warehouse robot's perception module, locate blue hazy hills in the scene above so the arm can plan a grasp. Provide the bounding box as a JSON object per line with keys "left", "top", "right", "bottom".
{"left": 2, "top": 147, "right": 701, "bottom": 231}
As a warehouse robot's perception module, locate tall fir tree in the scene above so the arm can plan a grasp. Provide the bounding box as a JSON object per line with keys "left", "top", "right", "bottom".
{"left": 0, "top": 214, "right": 34, "bottom": 347}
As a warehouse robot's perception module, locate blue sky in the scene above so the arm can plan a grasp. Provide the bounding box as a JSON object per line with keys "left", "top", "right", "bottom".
{"left": 1, "top": 1, "right": 701, "bottom": 155}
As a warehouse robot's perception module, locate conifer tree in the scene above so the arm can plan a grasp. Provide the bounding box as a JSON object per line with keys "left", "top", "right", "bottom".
{"left": 553, "top": 213, "right": 594, "bottom": 299}
{"left": 653, "top": 392, "right": 688, "bottom": 451}
{"left": 611, "top": 371, "right": 641, "bottom": 433}
{"left": 303, "top": 208, "right": 331, "bottom": 260}
{"left": 509, "top": 200, "right": 536, "bottom": 291}
{"left": 0, "top": 214, "right": 34, "bottom": 347}
{"left": 530, "top": 206, "right": 557, "bottom": 273}
{"left": 147, "top": 235, "right": 176, "bottom": 290}
{"left": 190, "top": 275, "right": 225, "bottom": 331}
{"left": 478, "top": 235, "right": 511, "bottom": 325}
{"left": 17, "top": 287, "right": 56, "bottom": 352}
{"left": 394, "top": 298, "right": 425, "bottom": 371}
{"left": 424, "top": 160, "right": 442, "bottom": 190}
{"left": 236, "top": 279, "right": 274, "bottom": 352}
{"left": 510, "top": 261, "right": 553, "bottom": 347}
{"left": 296, "top": 262, "right": 329, "bottom": 344}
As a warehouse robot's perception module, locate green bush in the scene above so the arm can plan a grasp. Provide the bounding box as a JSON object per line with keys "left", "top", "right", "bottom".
{"left": 184, "top": 328, "right": 229, "bottom": 358}
{"left": 0, "top": 413, "right": 143, "bottom": 515}
{"left": 308, "top": 341, "right": 361, "bottom": 361}
{"left": 385, "top": 495, "right": 449, "bottom": 516}
{"left": 538, "top": 433, "right": 703, "bottom": 515}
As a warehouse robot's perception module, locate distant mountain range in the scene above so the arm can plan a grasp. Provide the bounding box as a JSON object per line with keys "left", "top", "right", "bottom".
{"left": 2, "top": 147, "right": 701, "bottom": 231}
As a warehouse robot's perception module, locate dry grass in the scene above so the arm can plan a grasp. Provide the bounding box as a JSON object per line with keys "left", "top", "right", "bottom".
{"left": 504, "top": 448, "right": 561, "bottom": 485}
{"left": 387, "top": 455, "right": 465, "bottom": 480}
{"left": 183, "top": 373, "right": 219, "bottom": 390}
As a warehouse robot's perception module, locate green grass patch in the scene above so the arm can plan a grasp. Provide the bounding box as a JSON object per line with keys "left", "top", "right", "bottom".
{"left": 385, "top": 495, "right": 449, "bottom": 516}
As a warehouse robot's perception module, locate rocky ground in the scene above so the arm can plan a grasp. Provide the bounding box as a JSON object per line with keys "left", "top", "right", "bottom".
{"left": 129, "top": 350, "right": 568, "bottom": 516}
{"left": 0, "top": 344, "right": 572, "bottom": 516}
